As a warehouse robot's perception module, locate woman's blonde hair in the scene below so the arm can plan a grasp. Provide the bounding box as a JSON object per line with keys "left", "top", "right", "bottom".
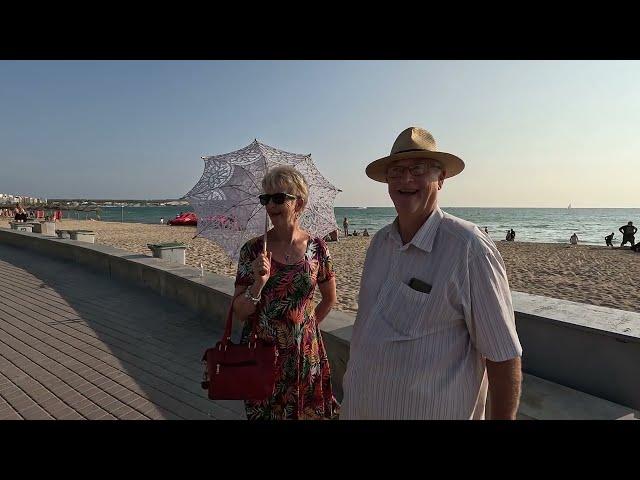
{"left": 262, "top": 166, "right": 309, "bottom": 211}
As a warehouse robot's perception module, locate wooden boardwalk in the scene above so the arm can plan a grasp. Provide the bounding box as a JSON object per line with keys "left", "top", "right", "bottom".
{"left": 0, "top": 243, "right": 245, "bottom": 420}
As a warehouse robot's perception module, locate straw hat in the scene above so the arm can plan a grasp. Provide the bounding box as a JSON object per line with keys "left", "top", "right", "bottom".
{"left": 365, "top": 127, "right": 465, "bottom": 183}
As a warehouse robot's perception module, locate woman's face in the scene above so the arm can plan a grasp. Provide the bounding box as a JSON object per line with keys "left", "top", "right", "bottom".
{"left": 264, "top": 184, "right": 303, "bottom": 230}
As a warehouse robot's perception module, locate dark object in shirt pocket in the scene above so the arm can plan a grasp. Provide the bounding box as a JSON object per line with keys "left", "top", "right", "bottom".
{"left": 408, "top": 277, "right": 432, "bottom": 294}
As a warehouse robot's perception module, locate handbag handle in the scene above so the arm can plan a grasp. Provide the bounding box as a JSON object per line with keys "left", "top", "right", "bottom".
{"left": 221, "top": 290, "right": 259, "bottom": 346}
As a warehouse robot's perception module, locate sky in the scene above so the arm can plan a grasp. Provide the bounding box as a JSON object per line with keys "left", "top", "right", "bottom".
{"left": 1, "top": 60, "right": 639, "bottom": 208}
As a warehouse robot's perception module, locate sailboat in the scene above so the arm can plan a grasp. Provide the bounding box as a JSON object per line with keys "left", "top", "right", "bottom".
{"left": 567, "top": 203, "right": 572, "bottom": 209}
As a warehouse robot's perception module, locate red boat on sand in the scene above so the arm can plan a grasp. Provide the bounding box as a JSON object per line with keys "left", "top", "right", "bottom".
{"left": 168, "top": 212, "right": 197, "bottom": 226}
{"left": 168, "top": 212, "right": 238, "bottom": 229}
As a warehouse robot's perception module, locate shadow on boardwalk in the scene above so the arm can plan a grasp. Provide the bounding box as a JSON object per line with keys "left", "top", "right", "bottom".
{"left": 0, "top": 243, "right": 245, "bottom": 420}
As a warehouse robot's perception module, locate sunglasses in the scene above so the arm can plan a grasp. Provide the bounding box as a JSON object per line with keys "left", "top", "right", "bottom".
{"left": 258, "top": 192, "right": 297, "bottom": 206}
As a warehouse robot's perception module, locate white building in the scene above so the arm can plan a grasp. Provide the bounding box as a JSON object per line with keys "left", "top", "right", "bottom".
{"left": 0, "top": 193, "right": 44, "bottom": 205}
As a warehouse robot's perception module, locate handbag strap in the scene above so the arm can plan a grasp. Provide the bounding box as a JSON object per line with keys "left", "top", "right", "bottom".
{"left": 221, "top": 290, "right": 259, "bottom": 346}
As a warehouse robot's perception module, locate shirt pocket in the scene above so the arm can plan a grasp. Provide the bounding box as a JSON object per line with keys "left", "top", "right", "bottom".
{"left": 379, "top": 280, "right": 436, "bottom": 338}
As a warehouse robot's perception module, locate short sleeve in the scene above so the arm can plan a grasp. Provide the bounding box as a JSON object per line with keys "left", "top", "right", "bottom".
{"left": 316, "top": 239, "right": 335, "bottom": 284}
{"left": 463, "top": 245, "right": 523, "bottom": 362}
{"left": 234, "top": 241, "right": 256, "bottom": 287}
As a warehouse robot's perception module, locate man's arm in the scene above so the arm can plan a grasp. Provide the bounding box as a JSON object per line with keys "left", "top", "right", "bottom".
{"left": 486, "top": 357, "right": 522, "bottom": 420}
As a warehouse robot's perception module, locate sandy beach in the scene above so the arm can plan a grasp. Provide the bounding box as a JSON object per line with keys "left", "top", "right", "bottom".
{"left": 2, "top": 218, "right": 639, "bottom": 313}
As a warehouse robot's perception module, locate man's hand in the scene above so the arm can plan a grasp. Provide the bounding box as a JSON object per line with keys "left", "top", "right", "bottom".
{"left": 486, "top": 357, "right": 522, "bottom": 420}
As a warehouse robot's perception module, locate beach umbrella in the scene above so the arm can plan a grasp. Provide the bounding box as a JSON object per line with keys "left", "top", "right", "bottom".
{"left": 185, "top": 139, "right": 341, "bottom": 262}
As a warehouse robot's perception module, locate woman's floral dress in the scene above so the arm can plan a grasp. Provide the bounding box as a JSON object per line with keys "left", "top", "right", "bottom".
{"left": 235, "top": 234, "right": 339, "bottom": 420}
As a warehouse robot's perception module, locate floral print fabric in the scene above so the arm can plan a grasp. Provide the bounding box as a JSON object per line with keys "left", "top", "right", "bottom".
{"left": 235, "top": 235, "right": 339, "bottom": 420}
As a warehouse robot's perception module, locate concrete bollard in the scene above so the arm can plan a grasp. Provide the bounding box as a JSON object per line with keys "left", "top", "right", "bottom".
{"left": 147, "top": 242, "right": 187, "bottom": 265}
{"left": 32, "top": 221, "right": 57, "bottom": 237}
{"left": 29, "top": 222, "right": 44, "bottom": 233}
{"left": 11, "top": 222, "right": 33, "bottom": 233}
{"left": 70, "top": 230, "right": 96, "bottom": 243}
{"left": 41, "top": 221, "right": 57, "bottom": 237}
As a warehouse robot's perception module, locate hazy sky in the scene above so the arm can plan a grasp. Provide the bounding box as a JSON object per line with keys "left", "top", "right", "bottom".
{"left": 1, "top": 60, "right": 639, "bottom": 207}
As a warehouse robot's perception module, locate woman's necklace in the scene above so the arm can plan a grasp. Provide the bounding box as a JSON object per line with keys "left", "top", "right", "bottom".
{"left": 283, "top": 237, "right": 296, "bottom": 264}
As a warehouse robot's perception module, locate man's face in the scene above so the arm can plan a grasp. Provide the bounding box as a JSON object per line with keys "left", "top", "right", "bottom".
{"left": 386, "top": 158, "right": 445, "bottom": 218}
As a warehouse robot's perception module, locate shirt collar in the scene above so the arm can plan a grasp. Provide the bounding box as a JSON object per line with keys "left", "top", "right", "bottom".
{"left": 388, "top": 206, "right": 444, "bottom": 253}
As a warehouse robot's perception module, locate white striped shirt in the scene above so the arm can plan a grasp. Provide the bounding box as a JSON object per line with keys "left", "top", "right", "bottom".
{"left": 341, "top": 206, "right": 522, "bottom": 420}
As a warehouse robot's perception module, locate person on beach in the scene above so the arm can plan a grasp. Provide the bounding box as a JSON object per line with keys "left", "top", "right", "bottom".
{"left": 14, "top": 204, "right": 27, "bottom": 222}
{"left": 605, "top": 232, "right": 614, "bottom": 248}
{"left": 353, "top": 230, "right": 359, "bottom": 236}
{"left": 343, "top": 217, "right": 349, "bottom": 237}
{"left": 570, "top": 233, "right": 579, "bottom": 245}
{"left": 363, "top": 229, "right": 370, "bottom": 237}
{"left": 160, "top": 217, "right": 164, "bottom": 225}
{"left": 341, "top": 127, "right": 522, "bottom": 420}
{"left": 484, "top": 226, "right": 489, "bottom": 234}
{"left": 505, "top": 230, "right": 513, "bottom": 241}
{"left": 232, "top": 165, "right": 339, "bottom": 420}
{"left": 619, "top": 221, "right": 637, "bottom": 247}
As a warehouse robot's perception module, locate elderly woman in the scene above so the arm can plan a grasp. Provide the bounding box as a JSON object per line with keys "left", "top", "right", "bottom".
{"left": 232, "top": 165, "right": 339, "bottom": 420}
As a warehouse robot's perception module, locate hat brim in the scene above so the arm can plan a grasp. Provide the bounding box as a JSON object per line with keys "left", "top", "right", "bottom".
{"left": 365, "top": 150, "right": 465, "bottom": 183}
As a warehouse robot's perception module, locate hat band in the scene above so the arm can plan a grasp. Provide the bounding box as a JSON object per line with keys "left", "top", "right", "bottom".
{"left": 393, "top": 148, "right": 433, "bottom": 155}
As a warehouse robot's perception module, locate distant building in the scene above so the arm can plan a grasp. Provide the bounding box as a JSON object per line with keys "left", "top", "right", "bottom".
{"left": 0, "top": 193, "right": 44, "bottom": 205}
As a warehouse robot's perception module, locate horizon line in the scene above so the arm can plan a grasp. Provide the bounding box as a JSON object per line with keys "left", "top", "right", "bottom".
{"left": 24, "top": 198, "right": 639, "bottom": 209}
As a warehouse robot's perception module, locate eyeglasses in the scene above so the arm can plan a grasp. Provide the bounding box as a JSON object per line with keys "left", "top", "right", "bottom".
{"left": 386, "top": 163, "right": 441, "bottom": 180}
{"left": 258, "top": 192, "right": 297, "bottom": 206}
{"left": 387, "top": 163, "right": 441, "bottom": 180}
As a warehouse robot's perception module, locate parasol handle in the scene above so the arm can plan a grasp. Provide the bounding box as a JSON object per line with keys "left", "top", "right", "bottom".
{"left": 263, "top": 209, "right": 268, "bottom": 253}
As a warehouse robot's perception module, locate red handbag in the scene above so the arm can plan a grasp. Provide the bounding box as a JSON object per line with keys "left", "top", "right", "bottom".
{"left": 201, "top": 296, "right": 278, "bottom": 401}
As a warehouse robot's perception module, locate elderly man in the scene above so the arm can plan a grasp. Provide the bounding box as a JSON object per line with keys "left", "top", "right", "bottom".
{"left": 341, "top": 127, "right": 523, "bottom": 420}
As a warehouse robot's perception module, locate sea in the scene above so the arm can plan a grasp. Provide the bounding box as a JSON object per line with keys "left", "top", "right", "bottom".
{"left": 93, "top": 205, "right": 640, "bottom": 246}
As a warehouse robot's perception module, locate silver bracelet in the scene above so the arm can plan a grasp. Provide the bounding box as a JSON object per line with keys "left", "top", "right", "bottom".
{"left": 244, "top": 285, "right": 261, "bottom": 305}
